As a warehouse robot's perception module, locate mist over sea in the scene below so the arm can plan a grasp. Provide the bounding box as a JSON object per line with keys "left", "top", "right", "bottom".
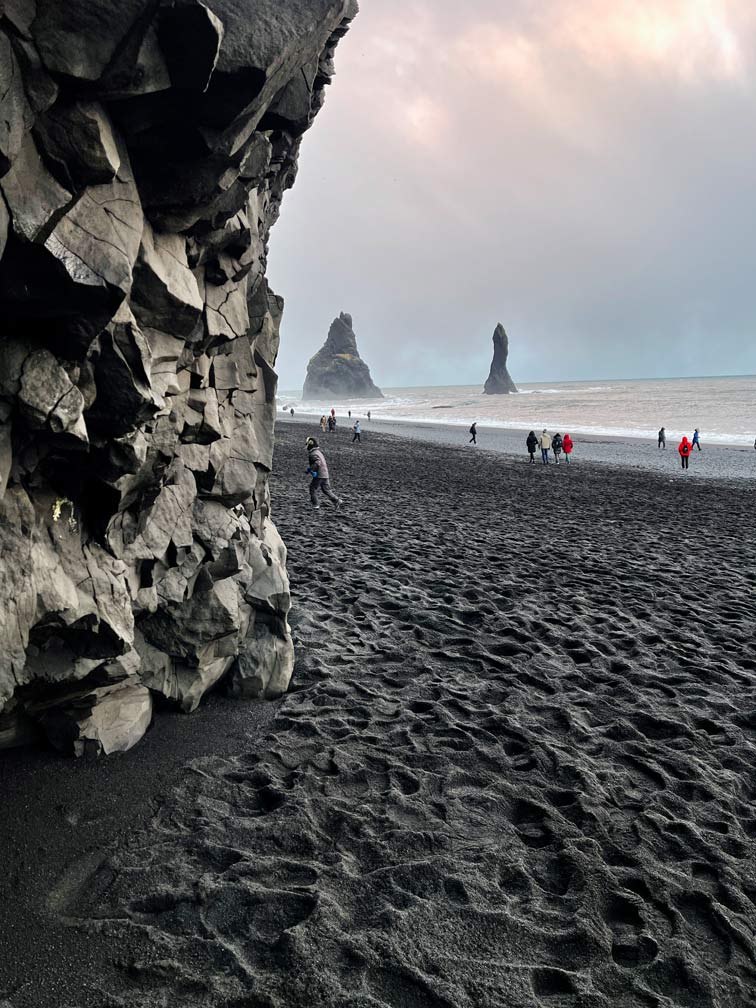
{"left": 282, "top": 375, "right": 756, "bottom": 445}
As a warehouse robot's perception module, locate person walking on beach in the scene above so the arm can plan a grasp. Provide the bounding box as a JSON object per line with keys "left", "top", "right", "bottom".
{"left": 658, "top": 427, "right": 666, "bottom": 448}
{"left": 348, "top": 410, "right": 351, "bottom": 419}
{"left": 526, "top": 430, "right": 538, "bottom": 463}
{"left": 290, "top": 407, "right": 294, "bottom": 417}
{"left": 305, "top": 437, "right": 341, "bottom": 509}
{"left": 552, "top": 432, "right": 563, "bottom": 465}
{"left": 352, "top": 419, "right": 361, "bottom": 443}
{"left": 539, "top": 429, "right": 552, "bottom": 464}
{"left": 367, "top": 410, "right": 371, "bottom": 422}
{"left": 692, "top": 428, "right": 701, "bottom": 451}
{"left": 562, "top": 433, "right": 573, "bottom": 464}
{"left": 678, "top": 435, "right": 692, "bottom": 470}
{"left": 469, "top": 422, "right": 477, "bottom": 444}
{"left": 327, "top": 415, "right": 336, "bottom": 433}
{"left": 319, "top": 415, "right": 327, "bottom": 433}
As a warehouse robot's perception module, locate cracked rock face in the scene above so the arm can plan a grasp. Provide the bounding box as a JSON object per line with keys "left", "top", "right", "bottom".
{"left": 303, "top": 311, "right": 383, "bottom": 400}
{"left": 0, "top": 0, "right": 357, "bottom": 755}
{"left": 483, "top": 323, "right": 518, "bottom": 395}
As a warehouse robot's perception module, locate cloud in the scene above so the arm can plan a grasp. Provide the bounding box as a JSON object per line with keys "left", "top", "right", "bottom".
{"left": 553, "top": 0, "right": 750, "bottom": 81}
{"left": 401, "top": 94, "right": 450, "bottom": 147}
{"left": 268, "top": 1, "right": 756, "bottom": 388}
{"left": 455, "top": 1, "right": 754, "bottom": 85}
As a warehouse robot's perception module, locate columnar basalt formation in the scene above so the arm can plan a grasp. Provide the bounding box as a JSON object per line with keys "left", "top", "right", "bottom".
{"left": 483, "top": 323, "right": 518, "bottom": 394}
{"left": 303, "top": 311, "right": 383, "bottom": 399}
{"left": 0, "top": 0, "right": 357, "bottom": 756}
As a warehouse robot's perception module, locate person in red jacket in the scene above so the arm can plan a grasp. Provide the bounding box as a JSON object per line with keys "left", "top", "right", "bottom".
{"left": 562, "top": 433, "right": 574, "bottom": 464}
{"left": 678, "top": 435, "right": 691, "bottom": 470}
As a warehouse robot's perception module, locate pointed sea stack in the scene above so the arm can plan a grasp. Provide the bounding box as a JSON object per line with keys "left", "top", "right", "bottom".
{"left": 303, "top": 313, "right": 383, "bottom": 399}
{"left": 483, "top": 323, "right": 518, "bottom": 394}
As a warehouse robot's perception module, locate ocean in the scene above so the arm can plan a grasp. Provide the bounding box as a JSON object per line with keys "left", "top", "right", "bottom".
{"left": 281, "top": 375, "right": 756, "bottom": 446}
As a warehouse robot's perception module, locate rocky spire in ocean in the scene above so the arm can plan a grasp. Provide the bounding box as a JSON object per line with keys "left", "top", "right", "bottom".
{"left": 303, "top": 312, "right": 383, "bottom": 399}
{"left": 483, "top": 323, "right": 518, "bottom": 394}
{"left": 0, "top": 0, "right": 357, "bottom": 756}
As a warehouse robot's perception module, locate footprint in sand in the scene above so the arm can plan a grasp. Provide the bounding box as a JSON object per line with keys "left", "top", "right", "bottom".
{"left": 604, "top": 892, "right": 659, "bottom": 969}
{"left": 511, "top": 799, "right": 554, "bottom": 850}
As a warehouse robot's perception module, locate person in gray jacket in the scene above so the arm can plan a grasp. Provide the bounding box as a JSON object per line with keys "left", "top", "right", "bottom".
{"left": 305, "top": 437, "right": 341, "bottom": 509}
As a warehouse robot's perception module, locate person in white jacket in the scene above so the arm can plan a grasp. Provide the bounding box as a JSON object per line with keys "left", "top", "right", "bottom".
{"left": 538, "top": 429, "right": 552, "bottom": 465}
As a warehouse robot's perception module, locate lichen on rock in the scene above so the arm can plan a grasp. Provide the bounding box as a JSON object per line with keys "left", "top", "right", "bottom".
{"left": 0, "top": 0, "right": 358, "bottom": 755}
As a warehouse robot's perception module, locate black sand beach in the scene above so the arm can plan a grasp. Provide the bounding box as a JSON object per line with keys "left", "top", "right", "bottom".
{"left": 2, "top": 421, "right": 756, "bottom": 1008}
{"left": 282, "top": 414, "right": 756, "bottom": 481}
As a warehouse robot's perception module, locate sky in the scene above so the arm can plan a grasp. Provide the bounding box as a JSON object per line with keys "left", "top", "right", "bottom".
{"left": 268, "top": 0, "right": 756, "bottom": 390}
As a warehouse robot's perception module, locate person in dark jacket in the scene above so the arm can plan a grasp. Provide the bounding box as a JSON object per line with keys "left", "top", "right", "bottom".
{"left": 305, "top": 437, "right": 341, "bottom": 508}
{"left": 692, "top": 428, "right": 701, "bottom": 451}
{"left": 552, "top": 432, "right": 563, "bottom": 465}
{"left": 678, "top": 436, "right": 691, "bottom": 470}
{"left": 526, "top": 430, "right": 538, "bottom": 463}
{"left": 469, "top": 422, "right": 477, "bottom": 444}
{"left": 327, "top": 415, "right": 336, "bottom": 433}
{"left": 658, "top": 427, "right": 666, "bottom": 448}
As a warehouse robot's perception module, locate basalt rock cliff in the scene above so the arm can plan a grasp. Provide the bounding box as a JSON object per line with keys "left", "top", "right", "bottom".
{"left": 0, "top": 0, "right": 357, "bottom": 756}
{"left": 303, "top": 311, "right": 383, "bottom": 400}
{"left": 483, "top": 323, "right": 518, "bottom": 394}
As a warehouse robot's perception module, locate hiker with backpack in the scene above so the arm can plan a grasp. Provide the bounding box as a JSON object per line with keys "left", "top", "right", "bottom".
{"left": 678, "top": 436, "right": 692, "bottom": 470}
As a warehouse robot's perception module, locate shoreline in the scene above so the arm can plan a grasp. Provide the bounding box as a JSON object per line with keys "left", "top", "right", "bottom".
{"left": 278, "top": 413, "right": 756, "bottom": 480}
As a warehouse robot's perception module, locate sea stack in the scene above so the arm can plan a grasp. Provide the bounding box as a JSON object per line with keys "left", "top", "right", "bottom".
{"left": 483, "top": 323, "right": 518, "bottom": 394}
{"left": 303, "top": 312, "right": 383, "bottom": 399}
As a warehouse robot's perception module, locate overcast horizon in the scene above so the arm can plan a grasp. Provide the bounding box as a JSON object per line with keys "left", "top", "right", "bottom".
{"left": 268, "top": 1, "right": 756, "bottom": 391}
{"left": 278, "top": 371, "right": 756, "bottom": 395}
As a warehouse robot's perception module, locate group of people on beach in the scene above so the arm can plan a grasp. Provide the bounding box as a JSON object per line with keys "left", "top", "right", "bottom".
{"left": 527, "top": 429, "right": 573, "bottom": 465}
{"left": 467, "top": 421, "right": 708, "bottom": 471}
{"left": 302, "top": 411, "right": 719, "bottom": 510}
{"left": 658, "top": 427, "right": 702, "bottom": 469}
{"left": 319, "top": 407, "right": 368, "bottom": 443}
{"left": 469, "top": 423, "right": 574, "bottom": 465}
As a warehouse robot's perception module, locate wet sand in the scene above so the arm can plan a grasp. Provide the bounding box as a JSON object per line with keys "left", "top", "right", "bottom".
{"left": 2, "top": 421, "right": 755, "bottom": 1007}
{"left": 281, "top": 413, "right": 756, "bottom": 481}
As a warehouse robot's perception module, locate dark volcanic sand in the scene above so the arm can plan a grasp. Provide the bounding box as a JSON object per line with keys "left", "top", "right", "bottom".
{"left": 2, "top": 423, "right": 756, "bottom": 1008}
